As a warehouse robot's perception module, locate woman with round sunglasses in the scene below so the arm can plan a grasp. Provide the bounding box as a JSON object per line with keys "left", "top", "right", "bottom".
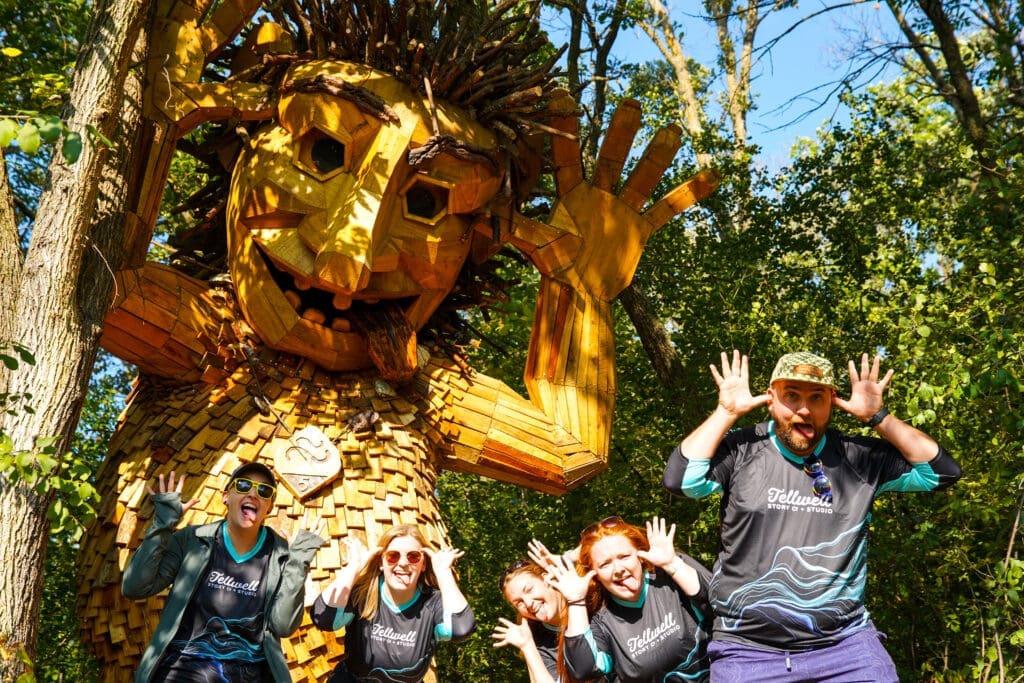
{"left": 122, "top": 462, "right": 326, "bottom": 682}
{"left": 543, "top": 516, "right": 712, "bottom": 683}
{"left": 311, "top": 524, "right": 475, "bottom": 682}
{"left": 493, "top": 557, "right": 605, "bottom": 683}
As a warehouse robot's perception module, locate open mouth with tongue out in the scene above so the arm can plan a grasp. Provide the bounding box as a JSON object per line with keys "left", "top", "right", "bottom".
{"left": 609, "top": 571, "right": 642, "bottom": 600}
{"left": 240, "top": 500, "right": 262, "bottom": 524}
{"left": 792, "top": 422, "right": 816, "bottom": 442}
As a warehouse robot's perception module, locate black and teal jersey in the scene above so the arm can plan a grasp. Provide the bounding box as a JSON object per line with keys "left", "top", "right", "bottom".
{"left": 312, "top": 582, "right": 475, "bottom": 682}
{"left": 564, "top": 555, "right": 712, "bottom": 682}
{"left": 664, "top": 420, "right": 960, "bottom": 651}
{"left": 166, "top": 524, "right": 271, "bottom": 663}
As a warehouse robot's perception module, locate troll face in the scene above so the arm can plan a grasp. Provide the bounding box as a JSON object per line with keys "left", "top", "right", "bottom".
{"left": 226, "top": 61, "right": 505, "bottom": 378}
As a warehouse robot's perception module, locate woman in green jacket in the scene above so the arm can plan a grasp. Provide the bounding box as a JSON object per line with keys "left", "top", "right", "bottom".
{"left": 121, "top": 463, "right": 325, "bottom": 682}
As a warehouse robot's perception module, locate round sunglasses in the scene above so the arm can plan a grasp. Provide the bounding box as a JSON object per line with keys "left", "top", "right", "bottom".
{"left": 384, "top": 550, "right": 424, "bottom": 565}
{"left": 228, "top": 477, "right": 277, "bottom": 500}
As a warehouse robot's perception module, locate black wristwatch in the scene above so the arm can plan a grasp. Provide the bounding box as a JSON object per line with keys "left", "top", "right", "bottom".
{"left": 866, "top": 407, "right": 890, "bottom": 428}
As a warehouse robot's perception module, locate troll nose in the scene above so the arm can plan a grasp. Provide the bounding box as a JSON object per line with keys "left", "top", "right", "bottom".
{"left": 313, "top": 188, "right": 381, "bottom": 291}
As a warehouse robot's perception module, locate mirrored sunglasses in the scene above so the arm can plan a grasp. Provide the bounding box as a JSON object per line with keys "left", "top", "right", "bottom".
{"left": 802, "top": 456, "right": 833, "bottom": 503}
{"left": 229, "top": 477, "right": 276, "bottom": 500}
{"left": 384, "top": 550, "right": 424, "bottom": 565}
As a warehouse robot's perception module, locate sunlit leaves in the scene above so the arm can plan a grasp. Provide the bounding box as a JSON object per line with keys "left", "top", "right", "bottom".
{"left": 1, "top": 115, "right": 83, "bottom": 163}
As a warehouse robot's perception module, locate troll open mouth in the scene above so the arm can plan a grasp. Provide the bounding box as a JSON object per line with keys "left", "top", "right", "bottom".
{"left": 253, "top": 242, "right": 422, "bottom": 381}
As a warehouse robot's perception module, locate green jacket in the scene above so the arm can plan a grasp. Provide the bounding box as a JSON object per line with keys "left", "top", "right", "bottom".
{"left": 121, "top": 492, "right": 324, "bottom": 682}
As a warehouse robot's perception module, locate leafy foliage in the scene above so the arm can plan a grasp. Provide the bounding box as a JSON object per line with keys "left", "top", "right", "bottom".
{"left": 2, "top": 0, "right": 1020, "bottom": 681}
{"left": 0, "top": 0, "right": 91, "bottom": 227}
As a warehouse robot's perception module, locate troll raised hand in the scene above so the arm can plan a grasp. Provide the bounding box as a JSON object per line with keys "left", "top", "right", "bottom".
{"left": 77, "top": 2, "right": 717, "bottom": 680}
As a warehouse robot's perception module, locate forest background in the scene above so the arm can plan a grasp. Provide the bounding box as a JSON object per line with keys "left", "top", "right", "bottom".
{"left": 0, "top": 0, "right": 1021, "bottom": 680}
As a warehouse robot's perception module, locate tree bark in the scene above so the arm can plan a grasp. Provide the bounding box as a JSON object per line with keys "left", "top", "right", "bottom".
{"left": 914, "top": 0, "right": 995, "bottom": 175}
{"left": 888, "top": 0, "right": 995, "bottom": 177}
{"left": 617, "top": 282, "right": 685, "bottom": 387}
{"left": 0, "top": 149, "right": 20, "bottom": 342}
{"left": 637, "top": 0, "right": 714, "bottom": 170}
{"left": 0, "top": 0, "right": 148, "bottom": 676}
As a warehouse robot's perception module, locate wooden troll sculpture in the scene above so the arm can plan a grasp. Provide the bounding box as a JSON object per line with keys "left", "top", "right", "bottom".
{"left": 75, "top": 0, "right": 718, "bottom": 680}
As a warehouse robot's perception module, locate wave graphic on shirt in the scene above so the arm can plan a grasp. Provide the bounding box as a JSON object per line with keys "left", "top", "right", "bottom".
{"left": 714, "top": 522, "right": 869, "bottom": 640}
{"left": 171, "top": 615, "right": 265, "bottom": 662}
{"left": 346, "top": 657, "right": 430, "bottom": 683}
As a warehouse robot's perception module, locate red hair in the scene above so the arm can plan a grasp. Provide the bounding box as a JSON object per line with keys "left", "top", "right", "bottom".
{"left": 577, "top": 517, "right": 654, "bottom": 588}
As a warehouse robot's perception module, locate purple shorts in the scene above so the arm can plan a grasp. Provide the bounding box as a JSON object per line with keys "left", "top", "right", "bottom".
{"left": 708, "top": 627, "right": 899, "bottom": 683}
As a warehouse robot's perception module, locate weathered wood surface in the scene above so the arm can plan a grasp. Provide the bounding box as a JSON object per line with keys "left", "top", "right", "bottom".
{"left": 75, "top": 1, "right": 719, "bottom": 679}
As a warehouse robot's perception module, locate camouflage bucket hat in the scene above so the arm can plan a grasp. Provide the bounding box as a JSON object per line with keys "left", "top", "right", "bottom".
{"left": 770, "top": 351, "right": 837, "bottom": 389}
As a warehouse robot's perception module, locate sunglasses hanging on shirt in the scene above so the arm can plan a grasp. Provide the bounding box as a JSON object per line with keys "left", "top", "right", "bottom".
{"left": 802, "top": 456, "right": 833, "bottom": 503}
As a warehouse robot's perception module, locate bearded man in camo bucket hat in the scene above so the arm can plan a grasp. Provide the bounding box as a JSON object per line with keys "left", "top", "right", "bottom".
{"left": 662, "top": 349, "right": 962, "bottom": 682}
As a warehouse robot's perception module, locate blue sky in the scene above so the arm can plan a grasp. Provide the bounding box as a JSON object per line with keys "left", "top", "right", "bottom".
{"left": 546, "top": 1, "right": 900, "bottom": 164}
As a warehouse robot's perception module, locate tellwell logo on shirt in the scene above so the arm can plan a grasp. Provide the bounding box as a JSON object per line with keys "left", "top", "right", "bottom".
{"left": 207, "top": 570, "right": 261, "bottom": 597}
{"left": 371, "top": 624, "right": 418, "bottom": 647}
{"left": 626, "top": 611, "right": 679, "bottom": 658}
{"left": 766, "top": 488, "right": 834, "bottom": 514}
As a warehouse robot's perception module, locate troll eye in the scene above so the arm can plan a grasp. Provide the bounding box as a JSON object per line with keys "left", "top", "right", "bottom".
{"left": 402, "top": 177, "right": 450, "bottom": 225}
{"left": 294, "top": 128, "right": 349, "bottom": 179}
{"left": 311, "top": 137, "right": 346, "bottom": 173}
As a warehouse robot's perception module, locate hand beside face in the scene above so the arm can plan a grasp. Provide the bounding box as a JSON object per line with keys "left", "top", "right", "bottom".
{"left": 503, "top": 572, "right": 565, "bottom": 626}
{"left": 588, "top": 534, "right": 644, "bottom": 602}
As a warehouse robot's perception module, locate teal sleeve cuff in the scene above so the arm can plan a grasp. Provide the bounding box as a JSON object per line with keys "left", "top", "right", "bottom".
{"left": 878, "top": 461, "right": 940, "bottom": 494}
{"left": 681, "top": 459, "right": 722, "bottom": 498}
{"left": 582, "top": 628, "right": 613, "bottom": 674}
{"left": 332, "top": 609, "right": 354, "bottom": 631}
{"left": 435, "top": 608, "right": 453, "bottom": 641}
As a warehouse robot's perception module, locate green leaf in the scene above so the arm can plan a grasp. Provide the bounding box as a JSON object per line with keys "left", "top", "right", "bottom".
{"left": 0, "top": 118, "right": 18, "bottom": 147}
{"left": 85, "top": 123, "right": 113, "bottom": 148}
{"left": 61, "top": 131, "right": 82, "bottom": 163}
{"left": 34, "top": 435, "right": 59, "bottom": 451}
{"left": 16, "top": 122, "right": 41, "bottom": 155}
{"left": 1, "top": 355, "right": 17, "bottom": 370}
{"left": 36, "top": 116, "right": 63, "bottom": 143}
{"left": 916, "top": 324, "right": 932, "bottom": 338}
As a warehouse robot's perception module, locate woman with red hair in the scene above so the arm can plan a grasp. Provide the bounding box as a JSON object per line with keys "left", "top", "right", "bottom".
{"left": 545, "top": 516, "right": 712, "bottom": 682}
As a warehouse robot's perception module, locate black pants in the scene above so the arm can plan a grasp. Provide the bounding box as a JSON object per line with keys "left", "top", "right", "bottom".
{"left": 152, "top": 654, "right": 274, "bottom": 683}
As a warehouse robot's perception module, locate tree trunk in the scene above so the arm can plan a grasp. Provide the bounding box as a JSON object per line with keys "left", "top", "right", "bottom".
{"left": 617, "top": 282, "right": 685, "bottom": 388}
{"left": 914, "top": 0, "right": 995, "bottom": 175}
{"left": 0, "top": 0, "right": 148, "bottom": 676}
{"left": 0, "top": 149, "right": 19, "bottom": 342}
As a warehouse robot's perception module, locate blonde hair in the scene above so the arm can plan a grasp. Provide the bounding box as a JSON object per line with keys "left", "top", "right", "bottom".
{"left": 350, "top": 524, "right": 438, "bottom": 621}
